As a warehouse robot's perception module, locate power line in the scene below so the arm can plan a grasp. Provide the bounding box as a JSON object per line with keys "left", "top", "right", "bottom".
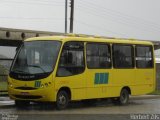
{"left": 0, "top": 17, "right": 65, "bottom": 23}
{"left": 0, "top": 16, "right": 64, "bottom": 20}
{"left": 75, "top": 19, "right": 128, "bottom": 37}
{"left": 79, "top": 0, "right": 160, "bottom": 30}
{"left": 0, "top": 0, "right": 65, "bottom": 6}
{"left": 76, "top": 4, "right": 160, "bottom": 34}
{"left": 19, "top": 0, "right": 65, "bottom": 4}
{"left": 0, "top": 0, "right": 64, "bottom": 4}
{"left": 27, "top": 0, "right": 64, "bottom": 4}
{"left": 77, "top": 0, "right": 160, "bottom": 33}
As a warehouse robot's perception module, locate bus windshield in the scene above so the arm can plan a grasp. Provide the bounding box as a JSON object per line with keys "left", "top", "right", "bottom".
{"left": 11, "top": 41, "right": 61, "bottom": 75}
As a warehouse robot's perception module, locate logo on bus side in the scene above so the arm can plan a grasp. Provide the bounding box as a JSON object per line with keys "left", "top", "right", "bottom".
{"left": 34, "top": 81, "right": 41, "bottom": 88}
{"left": 94, "top": 73, "right": 109, "bottom": 84}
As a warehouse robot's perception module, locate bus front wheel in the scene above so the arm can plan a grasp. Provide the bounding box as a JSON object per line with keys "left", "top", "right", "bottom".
{"left": 56, "top": 90, "right": 69, "bottom": 110}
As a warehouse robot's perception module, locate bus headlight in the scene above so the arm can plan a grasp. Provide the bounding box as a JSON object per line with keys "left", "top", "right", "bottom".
{"left": 40, "top": 82, "right": 51, "bottom": 88}
{"left": 8, "top": 82, "right": 13, "bottom": 88}
{"left": 41, "top": 84, "right": 44, "bottom": 88}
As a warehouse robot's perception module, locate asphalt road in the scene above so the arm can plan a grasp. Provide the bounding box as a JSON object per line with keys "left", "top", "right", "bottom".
{"left": 0, "top": 96, "right": 160, "bottom": 120}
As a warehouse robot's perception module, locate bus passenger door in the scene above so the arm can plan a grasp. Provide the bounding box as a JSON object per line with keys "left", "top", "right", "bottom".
{"left": 112, "top": 44, "right": 135, "bottom": 96}
{"left": 55, "top": 41, "right": 86, "bottom": 100}
{"left": 85, "top": 42, "right": 112, "bottom": 99}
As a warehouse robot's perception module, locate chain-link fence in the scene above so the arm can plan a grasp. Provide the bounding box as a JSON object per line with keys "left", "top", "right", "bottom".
{"left": 156, "top": 63, "right": 160, "bottom": 90}
{"left": 0, "top": 59, "right": 13, "bottom": 96}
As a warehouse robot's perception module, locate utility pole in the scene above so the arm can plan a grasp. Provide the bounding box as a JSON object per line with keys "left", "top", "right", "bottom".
{"left": 70, "top": 0, "right": 74, "bottom": 33}
{"left": 65, "top": 0, "right": 67, "bottom": 33}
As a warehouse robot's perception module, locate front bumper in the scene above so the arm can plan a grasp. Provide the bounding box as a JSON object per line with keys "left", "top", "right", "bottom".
{"left": 8, "top": 86, "right": 55, "bottom": 102}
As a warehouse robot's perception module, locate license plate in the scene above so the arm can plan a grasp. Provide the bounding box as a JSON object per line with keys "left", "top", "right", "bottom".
{"left": 21, "top": 92, "right": 29, "bottom": 95}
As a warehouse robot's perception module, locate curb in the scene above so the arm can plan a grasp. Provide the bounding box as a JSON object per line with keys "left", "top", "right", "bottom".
{"left": 1, "top": 95, "right": 160, "bottom": 102}
{"left": 0, "top": 97, "right": 11, "bottom": 101}
{"left": 130, "top": 95, "right": 160, "bottom": 100}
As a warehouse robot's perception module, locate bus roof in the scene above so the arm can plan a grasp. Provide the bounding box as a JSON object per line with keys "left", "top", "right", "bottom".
{"left": 26, "top": 35, "right": 153, "bottom": 45}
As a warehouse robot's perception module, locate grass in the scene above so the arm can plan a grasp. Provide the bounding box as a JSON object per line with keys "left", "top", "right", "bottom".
{"left": 0, "top": 81, "right": 8, "bottom": 96}
{"left": 149, "top": 90, "right": 160, "bottom": 95}
{"left": 0, "top": 81, "right": 7, "bottom": 91}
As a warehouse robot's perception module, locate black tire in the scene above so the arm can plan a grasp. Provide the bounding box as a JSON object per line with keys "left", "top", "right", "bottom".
{"left": 15, "top": 100, "right": 30, "bottom": 107}
{"left": 56, "top": 91, "right": 69, "bottom": 110}
{"left": 118, "top": 89, "right": 129, "bottom": 105}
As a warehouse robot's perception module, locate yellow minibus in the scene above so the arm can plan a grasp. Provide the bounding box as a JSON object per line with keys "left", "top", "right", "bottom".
{"left": 8, "top": 35, "right": 156, "bottom": 109}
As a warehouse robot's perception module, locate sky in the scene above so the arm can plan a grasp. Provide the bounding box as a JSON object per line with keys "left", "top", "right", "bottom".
{"left": 0, "top": 0, "right": 160, "bottom": 58}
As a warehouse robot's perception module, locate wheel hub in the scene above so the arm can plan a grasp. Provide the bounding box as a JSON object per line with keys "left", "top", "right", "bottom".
{"left": 58, "top": 95, "right": 66, "bottom": 105}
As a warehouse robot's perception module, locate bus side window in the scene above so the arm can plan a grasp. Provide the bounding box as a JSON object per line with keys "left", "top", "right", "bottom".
{"left": 86, "top": 43, "right": 111, "bottom": 69}
{"left": 57, "top": 41, "right": 85, "bottom": 77}
{"left": 113, "top": 44, "right": 134, "bottom": 68}
{"left": 136, "top": 46, "right": 153, "bottom": 68}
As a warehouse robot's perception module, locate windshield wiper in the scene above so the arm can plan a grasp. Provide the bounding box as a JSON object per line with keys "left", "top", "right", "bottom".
{"left": 28, "top": 65, "right": 46, "bottom": 73}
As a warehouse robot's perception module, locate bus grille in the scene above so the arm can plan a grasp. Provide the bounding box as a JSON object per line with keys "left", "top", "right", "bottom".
{"left": 14, "top": 95, "right": 42, "bottom": 99}
{"left": 15, "top": 87, "right": 37, "bottom": 90}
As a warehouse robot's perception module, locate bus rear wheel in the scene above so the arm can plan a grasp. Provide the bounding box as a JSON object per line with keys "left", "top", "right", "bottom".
{"left": 112, "top": 89, "right": 129, "bottom": 105}
{"left": 56, "top": 91, "right": 69, "bottom": 110}
{"left": 118, "top": 89, "right": 129, "bottom": 105}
